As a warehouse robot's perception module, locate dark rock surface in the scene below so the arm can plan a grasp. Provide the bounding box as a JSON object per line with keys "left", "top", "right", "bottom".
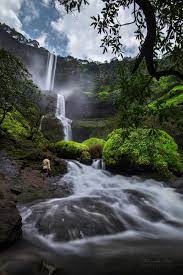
{"left": 0, "top": 147, "right": 70, "bottom": 250}
{"left": 27, "top": 197, "right": 126, "bottom": 242}
{"left": 41, "top": 114, "right": 64, "bottom": 142}
{"left": 1, "top": 239, "right": 183, "bottom": 275}
{"left": 0, "top": 173, "right": 22, "bottom": 250}
{"left": 0, "top": 149, "right": 68, "bottom": 203}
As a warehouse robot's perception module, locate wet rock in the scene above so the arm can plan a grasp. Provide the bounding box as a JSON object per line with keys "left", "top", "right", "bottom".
{"left": 124, "top": 189, "right": 165, "bottom": 222}
{"left": 0, "top": 149, "right": 68, "bottom": 203}
{"left": 25, "top": 196, "right": 127, "bottom": 242}
{"left": 170, "top": 178, "right": 183, "bottom": 189}
{"left": 41, "top": 114, "right": 64, "bottom": 142}
{"left": 0, "top": 173, "right": 22, "bottom": 250}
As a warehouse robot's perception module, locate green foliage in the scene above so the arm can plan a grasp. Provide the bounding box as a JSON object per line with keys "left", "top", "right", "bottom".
{"left": 72, "top": 119, "right": 113, "bottom": 141}
{"left": 55, "top": 140, "right": 89, "bottom": 159}
{"left": 103, "top": 128, "right": 183, "bottom": 177}
{"left": 59, "top": 0, "right": 183, "bottom": 79}
{"left": 149, "top": 85, "right": 183, "bottom": 110}
{"left": 150, "top": 76, "right": 180, "bottom": 96}
{"left": 83, "top": 137, "right": 106, "bottom": 158}
{"left": 115, "top": 62, "right": 152, "bottom": 128}
{"left": 80, "top": 150, "right": 91, "bottom": 164}
{"left": 0, "top": 49, "right": 44, "bottom": 141}
{"left": 23, "top": 106, "right": 42, "bottom": 140}
{"left": 1, "top": 110, "right": 29, "bottom": 141}
{"left": 0, "top": 49, "right": 29, "bottom": 125}
{"left": 83, "top": 137, "right": 106, "bottom": 147}
{"left": 97, "top": 91, "right": 110, "bottom": 102}
{"left": 73, "top": 119, "right": 109, "bottom": 128}
{"left": 41, "top": 114, "right": 64, "bottom": 142}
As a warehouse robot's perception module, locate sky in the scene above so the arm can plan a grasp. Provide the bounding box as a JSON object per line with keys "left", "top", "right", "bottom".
{"left": 0, "top": 0, "right": 139, "bottom": 62}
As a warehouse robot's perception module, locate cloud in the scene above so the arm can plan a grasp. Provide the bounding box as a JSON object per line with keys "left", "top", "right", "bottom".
{"left": 42, "top": 0, "right": 51, "bottom": 5}
{"left": 51, "top": 0, "right": 139, "bottom": 61}
{"left": 36, "top": 32, "right": 48, "bottom": 47}
{"left": 0, "top": 0, "right": 24, "bottom": 32}
{"left": 22, "top": 0, "right": 39, "bottom": 25}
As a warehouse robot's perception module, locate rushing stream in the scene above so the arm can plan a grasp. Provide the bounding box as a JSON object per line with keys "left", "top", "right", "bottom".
{"left": 20, "top": 161, "right": 183, "bottom": 256}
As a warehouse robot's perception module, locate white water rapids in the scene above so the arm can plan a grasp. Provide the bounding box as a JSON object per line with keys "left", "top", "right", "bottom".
{"left": 20, "top": 161, "right": 183, "bottom": 253}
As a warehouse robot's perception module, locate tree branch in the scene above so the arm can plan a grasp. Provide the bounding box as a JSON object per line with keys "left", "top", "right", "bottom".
{"left": 132, "top": 0, "right": 183, "bottom": 80}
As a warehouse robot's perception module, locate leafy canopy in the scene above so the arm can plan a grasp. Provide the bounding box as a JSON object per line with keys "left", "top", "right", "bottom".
{"left": 0, "top": 49, "right": 29, "bottom": 125}
{"left": 57, "top": 0, "right": 183, "bottom": 79}
{"left": 0, "top": 49, "right": 45, "bottom": 140}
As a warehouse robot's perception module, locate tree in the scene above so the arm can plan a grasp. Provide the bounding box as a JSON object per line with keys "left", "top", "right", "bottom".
{"left": 56, "top": 0, "right": 183, "bottom": 80}
{"left": 24, "top": 106, "right": 43, "bottom": 140}
{"left": 114, "top": 61, "right": 152, "bottom": 128}
{"left": 18, "top": 80, "right": 46, "bottom": 140}
{"left": 0, "top": 49, "right": 29, "bottom": 125}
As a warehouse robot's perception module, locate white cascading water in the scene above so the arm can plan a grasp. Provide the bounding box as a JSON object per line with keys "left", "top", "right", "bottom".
{"left": 92, "top": 159, "right": 105, "bottom": 170}
{"left": 45, "top": 52, "right": 57, "bottom": 91}
{"left": 45, "top": 52, "right": 72, "bottom": 140}
{"left": 20, "top": 161, "right": 183, "bottom": 253}
{"left": 56, "top": 94, "right": 72, "bottom": 140}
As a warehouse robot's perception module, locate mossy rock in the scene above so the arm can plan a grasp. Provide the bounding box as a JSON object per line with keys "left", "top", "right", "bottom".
{"left": 55, "top": 140, "right": 90, "bottom": 160}
{"left": 83, "top": 138, "right": 106, "bottom": 158}
{"left": 103, "top": 128, "right": 183, "bottom": 178}
{"left": 41, "top": 114, "right": 64, "bottom": 142}
{"left": 80, "top": 150, "right": 91, "bottom": 165}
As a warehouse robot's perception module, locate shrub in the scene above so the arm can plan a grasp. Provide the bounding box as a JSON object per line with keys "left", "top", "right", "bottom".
{"left": 103, "top": 128, "right": 183, "bottom": 177}
{"left": 83, "top": 138, "right": 106, "bottom": 158}
{"left": 55, "top": 140, "right": 89, "bottom": 160}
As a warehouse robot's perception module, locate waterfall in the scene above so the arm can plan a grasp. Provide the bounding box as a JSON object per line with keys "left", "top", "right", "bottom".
{"left": 92, "top": 159, "right": 105, "bottom": 170}
{"left": 39, "top": 115, "right": 46, "bottom": 131}
{"left": 44, "top": 52, "right": 72, "bottom": 139}
{"left": 45, "top": 52, "right": 57, "bottom": 91}
{"left": 56, "top": 94, "right": 72, "bottom": 140}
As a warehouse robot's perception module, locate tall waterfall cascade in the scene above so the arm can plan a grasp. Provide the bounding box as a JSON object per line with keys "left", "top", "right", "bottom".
{"left": 45, "top": 52, "right": 72, "bottom": 140}
{"left": 56, "top": 94, "right": 72, "bottom": 140}
{"left": 45, "top": 52, "right": 57, "bottom": 91}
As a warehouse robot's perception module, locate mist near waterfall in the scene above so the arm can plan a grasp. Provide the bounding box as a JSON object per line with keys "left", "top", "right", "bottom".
{"left": 25, "top": 50, "right": 95, "bottom": 122}
{"left": 26, "top": 50, "right": 95, "bottom": 102}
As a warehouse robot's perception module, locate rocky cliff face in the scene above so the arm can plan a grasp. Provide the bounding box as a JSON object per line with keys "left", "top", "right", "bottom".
{"left": 0, "top": 22, "right": 118, "bottom": 141}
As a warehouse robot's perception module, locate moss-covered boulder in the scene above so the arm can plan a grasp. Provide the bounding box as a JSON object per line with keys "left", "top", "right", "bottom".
{"left": 41, "top": 114, "right": 64, "bottom": 142}
{"left": 83, "top": 138, "right": 106, "bottom": 158}
{"left": 103, "top": 128, "right": 183, "bottom": 177}
{"left": 55, "top": 140, "right": 90, "bottom": 161}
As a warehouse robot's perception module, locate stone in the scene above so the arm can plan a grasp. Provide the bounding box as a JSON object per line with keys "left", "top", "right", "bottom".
{"left": 0, "top": 173, "right": 22, "bottom": 250}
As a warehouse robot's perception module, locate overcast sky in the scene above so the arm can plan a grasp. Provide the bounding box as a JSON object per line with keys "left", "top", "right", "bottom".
{"left": 0, "top": 0, "right": 139, "bottom": 62}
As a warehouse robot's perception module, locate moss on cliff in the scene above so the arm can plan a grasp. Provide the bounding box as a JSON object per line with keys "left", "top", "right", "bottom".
{"left": 72, "top": 118, "right": 113, "bottom": 141}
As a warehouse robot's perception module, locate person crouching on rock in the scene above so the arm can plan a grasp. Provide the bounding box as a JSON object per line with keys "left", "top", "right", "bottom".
{"left": 42, "top": 158, "right": 51, "bottom": 182}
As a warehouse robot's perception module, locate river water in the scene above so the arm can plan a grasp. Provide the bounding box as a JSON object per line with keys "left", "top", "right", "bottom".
{"left": 20, "top": 161, "right": 183, "bottom": 257}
